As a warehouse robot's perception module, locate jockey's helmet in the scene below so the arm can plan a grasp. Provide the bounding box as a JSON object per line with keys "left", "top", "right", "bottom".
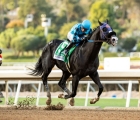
{"left": 82, "top": 20, "right": 91, "bottom": 31}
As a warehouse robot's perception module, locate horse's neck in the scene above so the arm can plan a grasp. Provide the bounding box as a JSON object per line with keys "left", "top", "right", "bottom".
{"left": 89, "top": 42, "right": 103, "bottom": 61}
{"left": 81, "top": 30, "right": 103, "bottom": 63}
{"left": 84, "top": 41, "right": 102, "bottom": 62}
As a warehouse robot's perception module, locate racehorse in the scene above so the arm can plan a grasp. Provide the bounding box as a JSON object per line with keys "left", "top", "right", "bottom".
{"left": 29, "top": 20, "right": 118, "bottom": 106}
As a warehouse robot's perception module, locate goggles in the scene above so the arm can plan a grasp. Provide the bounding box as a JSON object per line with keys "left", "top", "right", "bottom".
{"left": 81, "top": 26, "right": 88, "bottom": 32}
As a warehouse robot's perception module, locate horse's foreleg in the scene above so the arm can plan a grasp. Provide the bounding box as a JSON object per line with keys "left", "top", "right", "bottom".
{"left": 58, "top": 72, "right": 71, "bottom": 98}
{"left": 89, "top": 71, "right": 103, "bottom": 104}
{"left": 64, "top": 75, "right": 79, "bottom": 106}
{"left": 69, "top": 97, "right": 74, "bottom": 106}
{"left": 65, "top": 75, "right": 79, "bottom": 99}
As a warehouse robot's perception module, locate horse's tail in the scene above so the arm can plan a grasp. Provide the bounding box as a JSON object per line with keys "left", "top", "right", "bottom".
{"left": 31, "top": 56, "right": 43, "bottom": 76}
{"left": 29, "top": 44, "right": 49, "bottom": 76}
{"left": 28, "top": 55, "right": 43, "bottom": 76}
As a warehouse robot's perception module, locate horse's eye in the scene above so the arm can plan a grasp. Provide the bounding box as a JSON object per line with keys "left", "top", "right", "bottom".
{"left": 103, "top": 27, "right": 107, "bottom": 32}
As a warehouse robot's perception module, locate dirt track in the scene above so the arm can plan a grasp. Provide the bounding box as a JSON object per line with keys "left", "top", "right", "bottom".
{"left": 1, "top": 107, "right": 140, "bottom": 120}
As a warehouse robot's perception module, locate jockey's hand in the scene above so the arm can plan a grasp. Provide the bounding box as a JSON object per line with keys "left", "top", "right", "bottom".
{"left": 81, "top": 37, "right": 88, "bottom": 41}
{"left": 84, "top": 36, "right": 88, "bottom": 40}
{"left": 80, "top": 37, "right": 85, "bottom": 41}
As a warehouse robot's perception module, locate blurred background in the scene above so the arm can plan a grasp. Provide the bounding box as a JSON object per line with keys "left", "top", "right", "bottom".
{"left": 0, "top": 0, "right": 140, "bottom": 64}
{"left": 0, "top": 0, "right": 140, "bottom": 106}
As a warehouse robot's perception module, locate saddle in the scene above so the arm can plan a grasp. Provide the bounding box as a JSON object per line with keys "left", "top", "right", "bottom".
{"left": 53, "top": 40, "right": 76, "bottom": 63}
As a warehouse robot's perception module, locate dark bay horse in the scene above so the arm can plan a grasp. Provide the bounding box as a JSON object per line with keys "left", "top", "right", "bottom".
{"left": 30, "top": 20, "right": 118, "bottom": 106}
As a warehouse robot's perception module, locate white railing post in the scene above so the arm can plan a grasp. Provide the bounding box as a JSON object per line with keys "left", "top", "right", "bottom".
{"left": 138, "top": 80, "right": 140, "bottom": 107}
{"left": 14, "top": 80, "right": 22, "bottom": 105}
{"left": 66, "top": 80, "right": 71, "bottom": 106}
{"left": 36, "top": 81, "right": 42, "bottom": 106}
{"left": 85, "top": 81, "right": 90, "bottom": 106}
{"left": 126, "top": 80, "right": 132, "bottom": 107}
{"left": 5, "top": 81, "right": 8, "bottom": 105}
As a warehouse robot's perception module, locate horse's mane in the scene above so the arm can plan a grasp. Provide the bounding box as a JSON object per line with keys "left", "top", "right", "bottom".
{"left": 87, "top": 26, "right": 99, "bottom": 40}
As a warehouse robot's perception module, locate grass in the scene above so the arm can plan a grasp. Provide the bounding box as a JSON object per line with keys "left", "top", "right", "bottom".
{"left": 3, "top": 55, "right": 38, "bottom": 62}
{"left": 2, "top": 49, "right": 140, "bottom": 63}
{"left": 0, "top": 98, "right": 138, "bottom": 108}
{"left": 2, "top": 49, "right": 39, "bottom": 62}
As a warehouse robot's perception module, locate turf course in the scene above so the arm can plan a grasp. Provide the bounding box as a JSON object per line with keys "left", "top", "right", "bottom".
{"left": 0, "top": 98, "right": 138, "bottom": 108}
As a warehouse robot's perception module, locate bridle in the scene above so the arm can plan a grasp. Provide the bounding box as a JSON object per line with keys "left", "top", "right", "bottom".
{"left": 96, "top": 27, "right": 114, "bottom": 45}
{"left": 88, "top": 23, "right": 117, "bottom": 46}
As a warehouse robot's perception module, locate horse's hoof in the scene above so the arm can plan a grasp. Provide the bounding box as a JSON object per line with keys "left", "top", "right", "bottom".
{"left": 58, "top": 94, "right": 64, "bottom": 98}
{"left": 90, "top": 97, "right": 99, "bottom": 104}
{"left": 69, "top": 98, "right": 74, "bottom": 106}
{"left": 64, "top": 95, "right": 70, "bottom": 99}
{"left": 46, "top": 98, "right": 51, "bottom": 105}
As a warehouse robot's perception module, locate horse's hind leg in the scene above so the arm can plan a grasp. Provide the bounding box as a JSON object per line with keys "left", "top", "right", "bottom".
{"left": 42, "top": 72, "right": 51, "bottom": 105}
{"left": 42, "top": 61, "right": 55, "bottom": 105}
{"left": 58, "top": 71, "right": 71, "bottom": 98}
{"left": 89, "top": 71, "right": 103, "bottom": 104}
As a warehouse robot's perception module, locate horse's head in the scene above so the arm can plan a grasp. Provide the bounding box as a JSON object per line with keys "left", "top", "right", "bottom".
{"left": 98, "top": 20, "right": 118, "bottom": 46}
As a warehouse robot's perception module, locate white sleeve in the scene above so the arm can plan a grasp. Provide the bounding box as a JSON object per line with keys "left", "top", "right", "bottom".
{"left": 67, "top": 32, "right": 74, "bottom": 41}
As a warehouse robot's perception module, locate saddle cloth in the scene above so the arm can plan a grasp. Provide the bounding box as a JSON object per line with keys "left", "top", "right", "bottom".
{"left": 53, "top": 40, "right": 76, "bottom": 63}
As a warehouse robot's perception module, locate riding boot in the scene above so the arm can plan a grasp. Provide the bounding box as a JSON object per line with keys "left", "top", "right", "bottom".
{"left": 64, "top": 42, "right": 74, "bottom": 55}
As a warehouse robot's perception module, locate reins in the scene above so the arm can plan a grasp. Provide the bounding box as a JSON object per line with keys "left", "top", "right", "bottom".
{"left": 88, "top": 39, "right": 107, "bottom": 43}
{"left": 65, "top": 25, "right": 112, "bottom": 73}
{"left": 86, "top": 26, "right": 111, "bottom": 44}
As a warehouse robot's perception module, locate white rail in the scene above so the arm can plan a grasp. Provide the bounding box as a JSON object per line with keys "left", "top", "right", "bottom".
{"left": 0, "top": 70, "right": 140, "bottom": 107}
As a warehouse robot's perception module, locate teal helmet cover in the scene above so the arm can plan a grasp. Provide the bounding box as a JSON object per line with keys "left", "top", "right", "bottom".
{"left": 82, "top": 20, "right": 91, "bottom": 30}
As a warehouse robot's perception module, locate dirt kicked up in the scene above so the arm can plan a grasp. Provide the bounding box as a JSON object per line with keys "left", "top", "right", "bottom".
{"left": 0, "top": 106, "right": 140, "bottom": 120}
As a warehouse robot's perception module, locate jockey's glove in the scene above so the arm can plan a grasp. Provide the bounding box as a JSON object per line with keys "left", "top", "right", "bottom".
{"left": 81, "top": 37, "right": 88, "bottom": 41}
{"left": 73, "top": 36, "right": 87, "bottom": 43}
{"left": 84, "top": 36, "right": 88, "bottom": 40}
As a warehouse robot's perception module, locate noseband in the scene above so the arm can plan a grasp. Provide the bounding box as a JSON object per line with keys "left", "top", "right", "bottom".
{"left": 99, "top": 27, "right": 112, "bottom": 43}
{"left": 90, "top": 25, "right": 116, "bottom": 44}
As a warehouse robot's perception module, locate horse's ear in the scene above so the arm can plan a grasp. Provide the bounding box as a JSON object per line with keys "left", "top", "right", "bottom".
{"left": 106, "top": 19, "right": 109, "bottom": 24}
{"left": 98, "top": 19, "right": 103, "bottom": 25}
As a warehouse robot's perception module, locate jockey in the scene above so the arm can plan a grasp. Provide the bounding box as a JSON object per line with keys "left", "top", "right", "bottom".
{"left": 64, "top": 19, "right": 92, "bottom": 55}
{"left": 0, "top": 49, "right": 2, "bottom": 66}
